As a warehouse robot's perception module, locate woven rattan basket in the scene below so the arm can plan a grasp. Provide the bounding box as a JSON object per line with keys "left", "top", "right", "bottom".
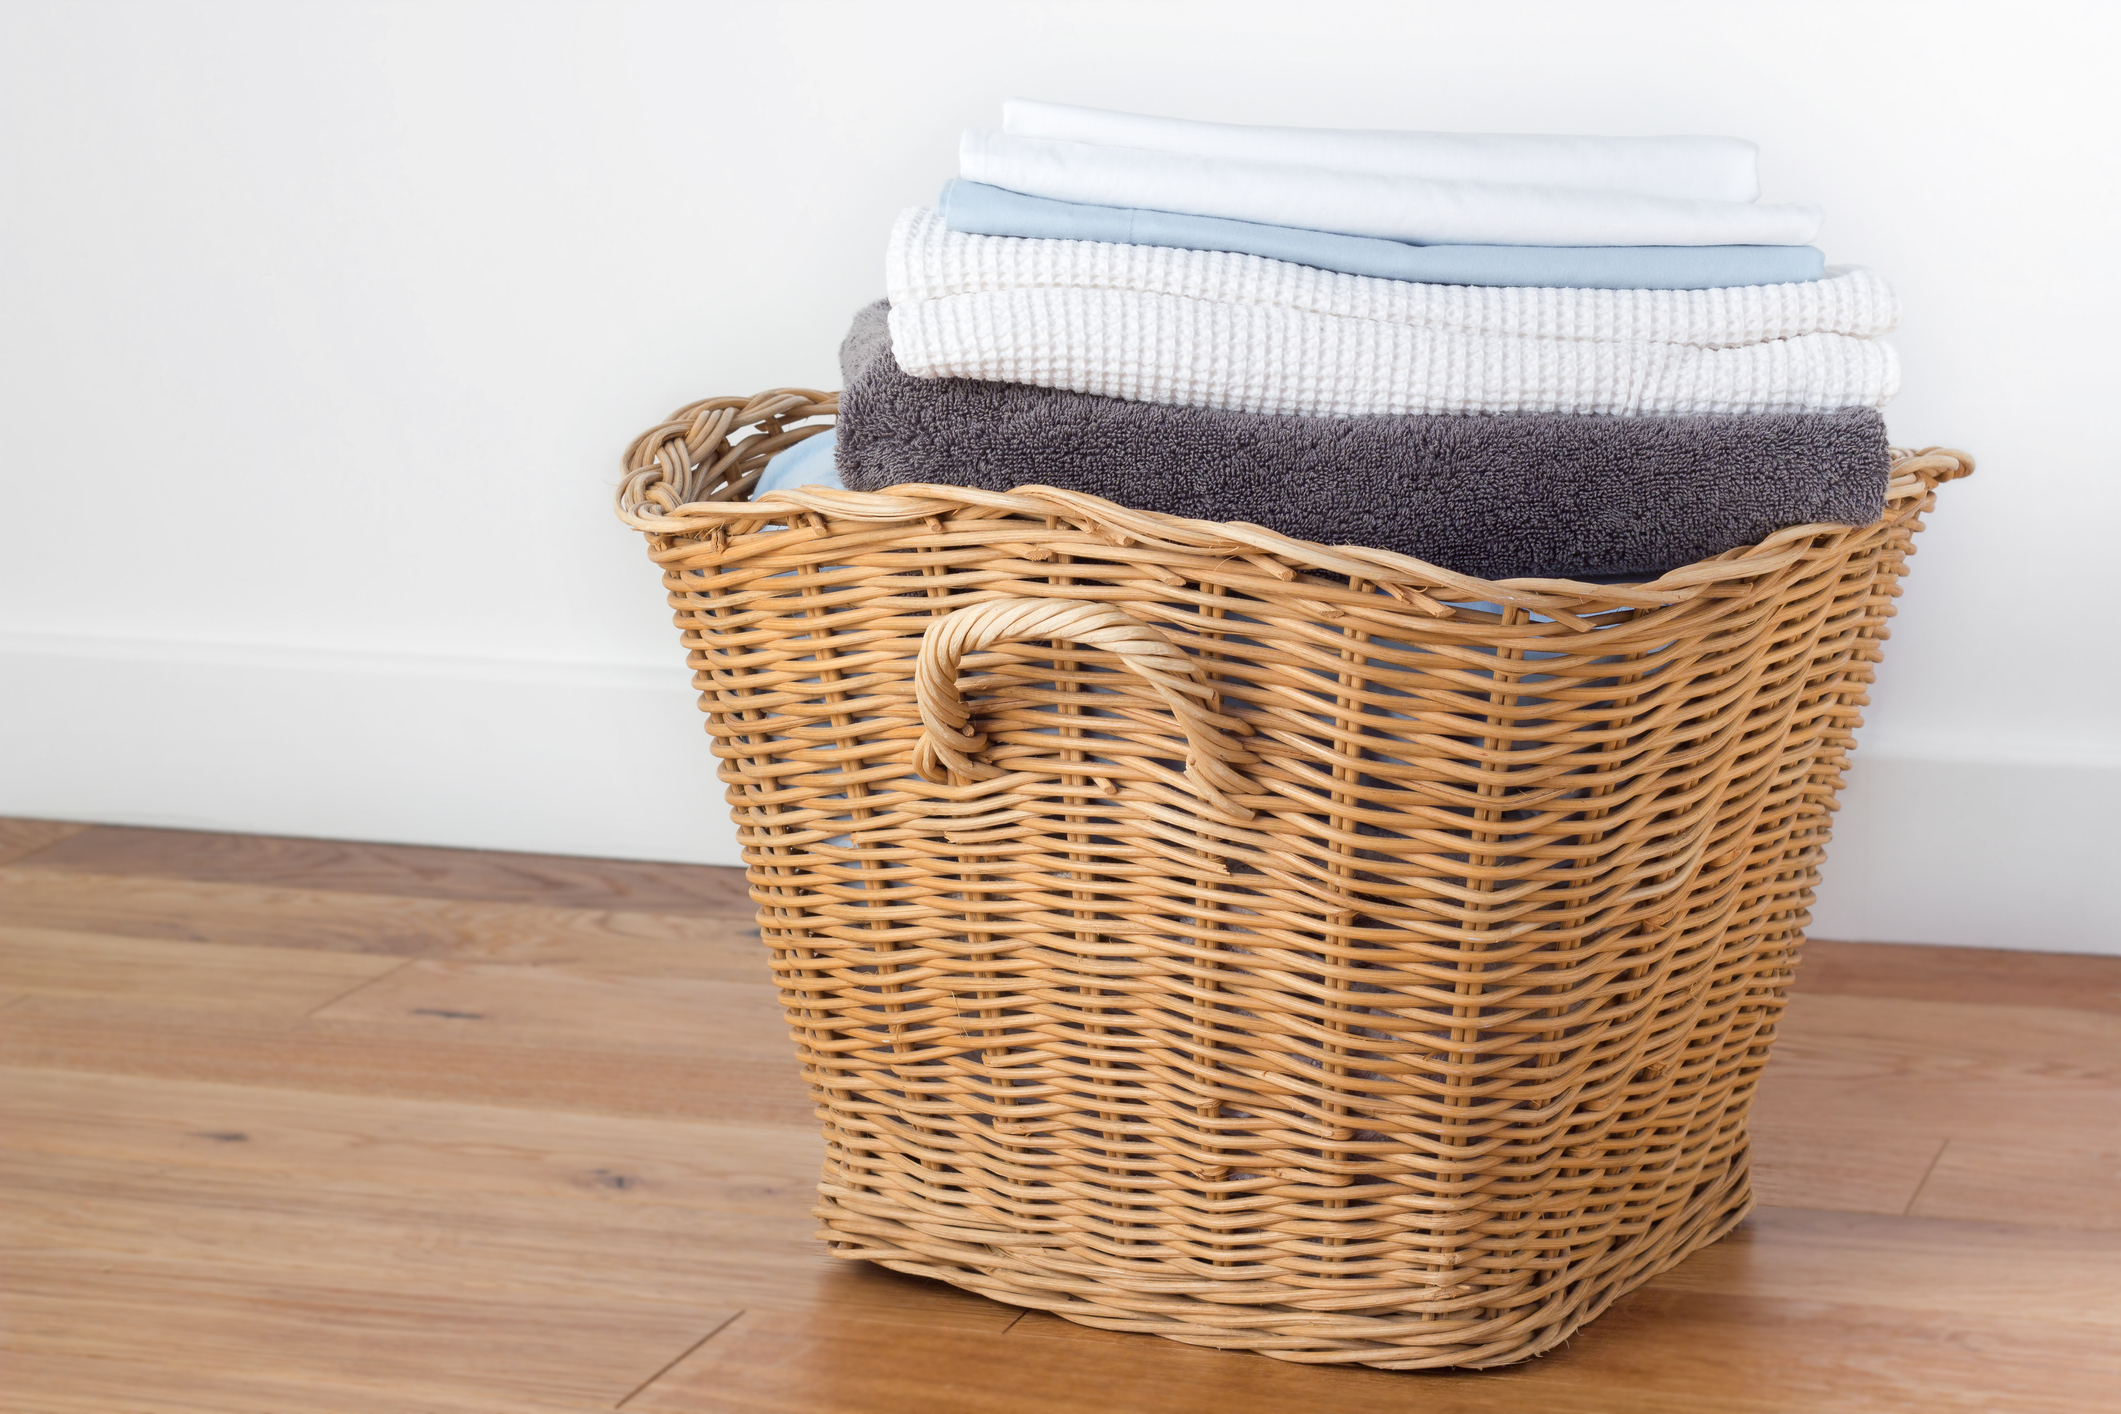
{"left": 617, "top": 390, "right": 1969, "bottom": 1369}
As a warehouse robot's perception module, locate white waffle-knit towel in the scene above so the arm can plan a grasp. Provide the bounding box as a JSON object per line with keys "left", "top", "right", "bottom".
{"left": 884, "top": 209, "right": 1900, "bottom": 418}
{"left": 890, "top": 208, "right": 1897, "bottom": 348}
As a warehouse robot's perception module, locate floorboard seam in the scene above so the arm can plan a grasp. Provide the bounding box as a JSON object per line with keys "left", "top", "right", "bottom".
{"left": 0, "top": 822, "right": 91, "bottom": 869}
{"left": 297, "top": 957, "right": 420, "bottom": 1020}
{"left": 615, "top": 1310, "right": 745, "bottom": 1409}
{"left": 1901, "top": 1138, "right": 1953, "bottom": 1216}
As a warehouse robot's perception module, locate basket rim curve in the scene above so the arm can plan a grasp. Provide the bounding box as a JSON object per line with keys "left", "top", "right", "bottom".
{"left": 615, "top": 387, "right": 1972, "bottom": 614}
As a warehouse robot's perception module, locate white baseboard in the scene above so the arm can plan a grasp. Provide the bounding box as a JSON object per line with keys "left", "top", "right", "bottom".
{"left": 5, "top": 634, "right": 2115, "bottom": 954}
{"left": 0, "top": 632, "right": 745, "bottom": 866}
{"left": 1805, "top": 756, "right": 2119, "bottom": 954}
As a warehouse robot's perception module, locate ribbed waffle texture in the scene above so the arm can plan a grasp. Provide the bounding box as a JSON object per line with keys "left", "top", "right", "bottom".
{"left": 891, "top": 208, "right": 1895, "bottom": 345}
{"left": 885, "top": 208, "right": 1901, "bottom": 418}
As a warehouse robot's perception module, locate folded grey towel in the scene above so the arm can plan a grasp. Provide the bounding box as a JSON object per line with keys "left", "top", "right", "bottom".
{"left": 835, "top": 301, "right": 1889, "bottom": 582}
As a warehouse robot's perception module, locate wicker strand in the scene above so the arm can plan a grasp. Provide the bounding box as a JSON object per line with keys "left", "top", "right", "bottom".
{"left": 618, "top": 387, "right": 1970, "bottom": 1369}
{"left": 913, "top": 596, "right": 1258, "bottom": 822}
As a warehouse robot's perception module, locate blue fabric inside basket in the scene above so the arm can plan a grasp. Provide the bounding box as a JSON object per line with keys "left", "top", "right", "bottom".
{"left": 754, "top": 428, "right": 842, "bottom": 496}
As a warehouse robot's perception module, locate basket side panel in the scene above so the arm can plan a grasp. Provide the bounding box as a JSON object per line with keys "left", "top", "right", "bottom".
{"left": 650, "top": 482, "right": 1924, "bottom": 1368}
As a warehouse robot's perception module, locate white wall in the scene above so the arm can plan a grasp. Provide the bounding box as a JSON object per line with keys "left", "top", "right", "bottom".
{"left": 4, "top": 0, "right": 2115, "bottom": 951}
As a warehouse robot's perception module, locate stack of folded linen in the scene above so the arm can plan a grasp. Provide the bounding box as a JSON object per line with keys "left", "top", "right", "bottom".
{"left": 800, "top": 100, "right": 1902, "bottom": 582}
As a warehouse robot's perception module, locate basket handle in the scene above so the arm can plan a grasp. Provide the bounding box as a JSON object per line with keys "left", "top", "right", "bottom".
{"left": 913, "top": 596, "right": 1256, "bottom": 822}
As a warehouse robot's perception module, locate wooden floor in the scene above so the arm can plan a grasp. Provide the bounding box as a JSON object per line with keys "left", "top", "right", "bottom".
{"left": 2, "top": 816, "right": 2116, "bottom": 1413}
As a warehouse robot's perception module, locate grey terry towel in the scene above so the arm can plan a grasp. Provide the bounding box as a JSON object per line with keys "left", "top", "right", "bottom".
{"left": 835, "top": 301, "right": 1889, "bottom": 582}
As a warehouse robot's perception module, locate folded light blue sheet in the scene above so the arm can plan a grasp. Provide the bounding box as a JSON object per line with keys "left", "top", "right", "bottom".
{"left": 939, "top": 179, "right": 1826, "bottom": 290}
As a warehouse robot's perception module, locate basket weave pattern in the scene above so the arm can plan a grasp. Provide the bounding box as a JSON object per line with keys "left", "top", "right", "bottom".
{"left": 619, "top": 391, "right": 1968, "bottom": 1369}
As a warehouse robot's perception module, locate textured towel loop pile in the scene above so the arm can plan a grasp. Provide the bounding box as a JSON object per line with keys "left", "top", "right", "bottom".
{"left": 832, "top": 302, "right": 1892, "bottom": 583}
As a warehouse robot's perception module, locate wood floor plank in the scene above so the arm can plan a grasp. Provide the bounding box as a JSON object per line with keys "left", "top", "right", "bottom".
{"left": 1010, "top": 1303, "right": 2118, "bottom": 1414}
{"left": 629, "top": 1307, "right": 1665, "bottom": 1414}
{"left": 0, "top": 925, "right": 402, "bottom": 1019}
{"left": 1797, "top": 938, "right": 2121, "bottom": 1015}
{"left": 1752, "top": 992, "right": 2121, "bottom": 1144}
{"left": 0, "top": 1005, "right": 816, "bottom": 1123}
{"left": 303, "top": 957, "right": 792, "bottom": 1054}
{"left": 1, "top": 1247, "right": 729, "bottom": 1414}
{"left": 979, "top": 1212, "right": 2121, "bottom": 1414}
{"left": 990, "top": 1206, "right": 2121, "bottom": 1386}
{"left": 0, "top": 1350, "right": 623, "bottom": 1414}
{"left": 633, "top": 1289, "right": 2121, "bottom": 1414}
{"left": 1476, "top": 1284, "right": 2121, "bottom": 1414}
{"left": 0, "top": 1067, "right": 822, "bottom": 1211}
{"left": 9, "top": 820, "right": 2118, "bottom": 1412}
{"left": 1644, "top": 1205, "right": 2121, "bottom": 1328}
{"left": 1, "top": 1148, "right": 1015, "bottom": 1331}
{"left": 0, "top": 817, "right": 89, "bottom": 866}
{"left": 1746, "top": 1119, "right": 1946, "bottom": 1215}
{"left": 0, "top": 865, "right": 767, "bottom": 971}
{"left": 24, "top": 824, "right": 755, "bottom": 915}
{"left": 1909, "top": 1137, "right": 2121, "bottom": 1229}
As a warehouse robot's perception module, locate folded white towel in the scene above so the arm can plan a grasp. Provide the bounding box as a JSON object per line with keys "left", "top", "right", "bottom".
{"left": 885, "top": 216, "right": 1897, "bottom": 418}
{"left": 960, "top": 131, "right": 1822, "bottom": 248}
{"left": 1004, "top": 99, "right": 1761, "bottom": 203}
{"left": 888, "top": 208, "right": 1897, "bottom": 350}
{"left": 888, "top": 288, "right": 1897, "bottom": 418}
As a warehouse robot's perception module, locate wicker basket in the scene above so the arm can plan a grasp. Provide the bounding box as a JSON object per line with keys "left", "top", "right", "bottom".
{"left": 617, "top": 390, "right": 1969, "bottom": 1369}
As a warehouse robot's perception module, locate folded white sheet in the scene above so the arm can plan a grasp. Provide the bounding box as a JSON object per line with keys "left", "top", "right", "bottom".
{"left": 1003, "top": 99, "right": 1761, "bottom": 202}
{"left": 888, "top": 208, "right": 1897, "bottom": 349}
{"left": 884, "top": 211, "right": 1897, "bottom": 418}
{"left": 960, "top": 131, "right": 1822, "bottom": 247}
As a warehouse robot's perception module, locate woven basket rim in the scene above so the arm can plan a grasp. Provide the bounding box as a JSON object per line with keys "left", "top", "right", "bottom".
{"left": 615, "top": 388, "right": 1972, "bottom": 616}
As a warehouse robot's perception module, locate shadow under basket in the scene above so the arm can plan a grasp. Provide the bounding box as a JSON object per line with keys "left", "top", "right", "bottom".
{"left": 617, "top": 389, "right": 1971, "bottom": 1370}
